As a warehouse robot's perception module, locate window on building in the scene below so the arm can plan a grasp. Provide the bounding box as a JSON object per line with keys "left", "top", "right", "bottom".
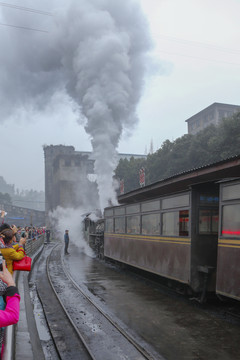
{"left": 74, "top": 159, "right": 81, "bottom": 166}
{"left": 65, "top": 159, "right": 71, "bottom": 166}
{"left": 219, "top": 110, "right": 226, "bottom": 119}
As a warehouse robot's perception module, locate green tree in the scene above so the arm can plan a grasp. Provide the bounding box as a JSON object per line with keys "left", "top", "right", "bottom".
{"left": 115, "top": 111, "right": 240, "bottom": 192}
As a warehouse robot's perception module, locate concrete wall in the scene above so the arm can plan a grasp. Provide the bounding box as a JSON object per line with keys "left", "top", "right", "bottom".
{"left": 186, "top": 103, "right": 240, "bottom": 135}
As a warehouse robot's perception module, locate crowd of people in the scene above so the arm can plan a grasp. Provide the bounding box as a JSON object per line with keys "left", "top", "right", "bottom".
{"left": 0, "top": 223, "right": 47, "bottom": 356}
{"left": 0, "top": 220, "right": 64, "bottom": 357}
{"left": 14, "top": 226, "right": 46, "bottom": 242}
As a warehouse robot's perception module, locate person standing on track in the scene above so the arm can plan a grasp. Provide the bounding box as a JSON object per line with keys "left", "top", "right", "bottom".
{"left": 46, "top": 229, "right": 51, "bottom": 243}
{"left": 64, "top": 230, "right": 70, "bottom": 255}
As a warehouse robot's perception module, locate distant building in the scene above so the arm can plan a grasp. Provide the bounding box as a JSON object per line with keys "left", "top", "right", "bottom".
{"left": 44, "top": 145, "right": 146, "bottom": 214}
{"left": 186, "top": 103, "right": 240, "bottom": 135}
{"left": 76, "top": 150, "right": 147, "bottom": 162}
{"left": 0, "top": 202, "right": 45, "bottom": 227}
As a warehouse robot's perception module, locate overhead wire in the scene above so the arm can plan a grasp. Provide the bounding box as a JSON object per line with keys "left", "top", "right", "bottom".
{"left": 0, "top": 21, "right": 48, "bottom": 32}
{"left": 13, "top": 199, "right": 45, "bottom": 203}
{"left": 151, "top": 33, "right": 240, "bottom": 66}
{"left": 0, "top": 2, "right": 52, "bottom": 32}
{"left": 0, "top": 2, "right": 52, "bottom": 16}
{"left": 154, "top": 34, "right": 240, "bottom": 55}
{"left": 155, "top": 49, "right": 240, "bottom": 66}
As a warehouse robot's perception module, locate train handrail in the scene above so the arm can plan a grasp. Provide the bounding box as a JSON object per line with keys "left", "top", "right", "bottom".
{"left": 2, "top": 234, "right": 45, "bottom": 360}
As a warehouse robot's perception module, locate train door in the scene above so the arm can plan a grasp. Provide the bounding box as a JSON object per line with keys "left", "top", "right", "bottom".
{"left": 216, "top": 179, "right": 240, "bottom": 300}
{"left": 191, "top": 183, "right": 219, "bottom": 293}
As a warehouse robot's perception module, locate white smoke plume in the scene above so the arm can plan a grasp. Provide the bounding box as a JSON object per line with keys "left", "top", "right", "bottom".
{"left": 49, "top": 206, "right": 96, "bottom": 257}
{"left": 0, "top": 0, "right": 152, "bottom": 211}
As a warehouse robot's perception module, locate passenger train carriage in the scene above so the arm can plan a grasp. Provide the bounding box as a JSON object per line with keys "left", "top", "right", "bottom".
{"left": 103, "top": 156, "right": 240, "bottom": 300}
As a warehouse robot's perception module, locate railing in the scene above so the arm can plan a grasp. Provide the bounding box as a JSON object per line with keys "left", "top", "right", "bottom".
{"left": 24, "top": 234, "right": 45, "bottom": 256}
{"left": 2, "top": 234, "right": 45, "bottom": 360}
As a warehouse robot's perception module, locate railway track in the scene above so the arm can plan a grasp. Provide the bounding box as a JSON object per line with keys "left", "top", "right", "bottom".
{"left": 36, "top": 245, "right": 92, "bottom": 360}
{"left": 36, "top": 244, "right": 162, "bottom": 360}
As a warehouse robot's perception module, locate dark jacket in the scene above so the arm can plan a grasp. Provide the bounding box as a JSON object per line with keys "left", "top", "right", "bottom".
{"left": 64, "top": 233, "right": 69, "bottom": 243}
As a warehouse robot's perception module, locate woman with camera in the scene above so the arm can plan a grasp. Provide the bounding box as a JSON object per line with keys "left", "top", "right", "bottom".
{"left": 0, "top": 229, "right": 26, "bottom": 274}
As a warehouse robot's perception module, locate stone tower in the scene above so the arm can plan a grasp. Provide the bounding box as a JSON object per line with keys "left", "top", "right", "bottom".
{"left": 44, "top": 145, "right": 96, "bottom": 216}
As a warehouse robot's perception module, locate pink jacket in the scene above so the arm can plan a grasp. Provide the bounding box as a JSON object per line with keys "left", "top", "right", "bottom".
{"left": 0, "top": 294, "right": 20, "bottom": 327}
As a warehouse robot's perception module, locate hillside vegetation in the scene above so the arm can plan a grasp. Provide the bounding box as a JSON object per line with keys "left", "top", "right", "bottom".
{"left": 115, "top": 111, "right": 240, "bottom": 193}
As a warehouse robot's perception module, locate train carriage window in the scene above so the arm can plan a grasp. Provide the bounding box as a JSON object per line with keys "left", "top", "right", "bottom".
{"left": 115, "top": 217, "right": 125, "bottom": 233}
{"left": 126, "top": 204, "right": 140, "bottom": 214}
{"left": 162, "top": 194, "right": 189, "bottom": 210}
{"left": 114, "top": 207, "right": 125, "bottom": 216}
{"left": 105, "top": 209, "right": 114, "bottom": 217}
{"left": 142, "top": 213, "right": 160, "bottom": 235}
{"left": 199, "top": 209, "right": 218, "bottom": 234}
{"left": 221, "top": 204, "right": 240, "bottom": 237}
{"left": 142, "top": 200, "right": 160, "bottom": 212}
{"left": 105, "top": 218, "right": 113, "bottom": 233}
{"left": 127, "top": 216, "right": 140, "bottom": 234}
{"left": 179, "top": 210, "right": 190, "bottom": 236}
{"left": 222, "top": 183, "right": 240, "bottom": 201}
{"left": 162, "top": 210, "right": 189, "bottom": 236}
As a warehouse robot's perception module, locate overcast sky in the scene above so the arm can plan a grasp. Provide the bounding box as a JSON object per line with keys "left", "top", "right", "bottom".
{"left": 0, "top": 0, "right": 240, "bottom": 192}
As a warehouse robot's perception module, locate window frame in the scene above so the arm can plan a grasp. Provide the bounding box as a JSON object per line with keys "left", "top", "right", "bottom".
{"left": 198, "top": 207, "right": 219, "bottom": 235}
{"left": 141, "top": 212, "right": 161, "bottom": 235}
{"left": 162, "top": 209, "right": 190, "bottom": 237}
{"left": 114, "top": 216, "right": 126, "bottom": 234}
{"left": 105, "top": 218, "right": 114, "bottom": 233}
{"left": 219, "top": 179, "right": 240, "bottom": 240}
{"left": 104, "top": 191, "right": 191, "bottom": 238}
{"left": 126, "top": 215, "right": 140, "bottom": 234}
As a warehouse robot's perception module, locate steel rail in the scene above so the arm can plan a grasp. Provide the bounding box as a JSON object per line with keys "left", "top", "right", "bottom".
{"left": 46, "top": 244, "right": 96, "bottom": 360}
{"left": 61, "top": 250, "right": 156, "bottom": 360}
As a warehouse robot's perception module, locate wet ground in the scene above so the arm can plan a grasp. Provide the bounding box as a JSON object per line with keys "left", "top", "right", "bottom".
{"left": 62, "top": 242, "right": 240, "bottom": 360}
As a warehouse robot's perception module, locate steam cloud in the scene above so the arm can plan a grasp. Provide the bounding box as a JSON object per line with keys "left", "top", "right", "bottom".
{"left": 0, "top": 0, "right": 152, "bottom": 211}
{"left": 49, "top": 206, "right": 95, "bottom": 257}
